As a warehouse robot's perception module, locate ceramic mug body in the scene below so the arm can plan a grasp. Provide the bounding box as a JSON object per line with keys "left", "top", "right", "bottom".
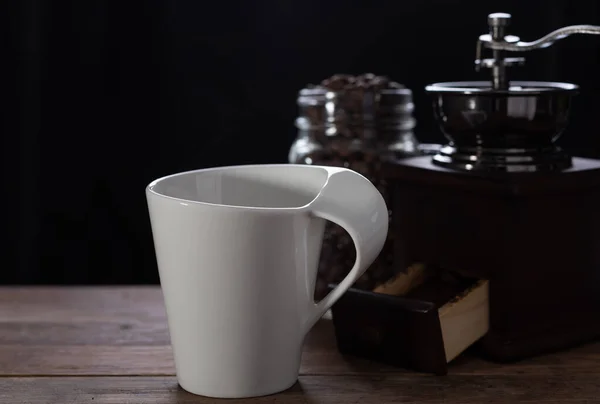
{"left": 146, "top": 164, "right": 388, "bottom": 398}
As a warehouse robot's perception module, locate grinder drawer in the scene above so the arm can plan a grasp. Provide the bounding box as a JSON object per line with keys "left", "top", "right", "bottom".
{"left": 328, "top": 264, "right": 489, "bottom": 375}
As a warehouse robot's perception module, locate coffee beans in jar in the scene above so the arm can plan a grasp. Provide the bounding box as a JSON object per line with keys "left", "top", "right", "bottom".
{"left": 289, "top": 73, "right": 421, "bottom": 299}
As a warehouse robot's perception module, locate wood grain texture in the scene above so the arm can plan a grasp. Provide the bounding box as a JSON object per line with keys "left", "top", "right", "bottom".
{"left": 1, "top": 287, "right": 599, "bottom": 403}
{"left": 439, "top": 280, "right": 489, "bottom": 362}
{"left": 1, "top": 375, "right": 600, "bottom": 404}
{"left": 2, "top": 341, "right": 599, "bottom": 377}
{"left": 0, "top": 287, "right": 167, "bottom": 324}
{"left": 2, "top": 316, "right": 600, "bottom": 377}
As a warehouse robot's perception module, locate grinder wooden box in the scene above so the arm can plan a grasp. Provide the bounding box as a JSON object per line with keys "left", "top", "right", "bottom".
{"left": 329, "top": 155, "right": 600, "bottom": 371}
{"left": 397, "top": 156, "right": 600, "bottom": 360}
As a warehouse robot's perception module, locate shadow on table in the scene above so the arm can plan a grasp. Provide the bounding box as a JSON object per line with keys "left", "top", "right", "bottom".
{"left": 173, "top": 381, "right": 321, "bottom": 403}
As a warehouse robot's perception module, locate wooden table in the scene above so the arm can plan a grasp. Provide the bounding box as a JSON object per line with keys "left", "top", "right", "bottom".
{"left": 0, "top": 287, "right": 599, "bottom": 403}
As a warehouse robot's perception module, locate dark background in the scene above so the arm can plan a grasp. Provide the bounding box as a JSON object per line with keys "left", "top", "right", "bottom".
{"left": 4, "top": 0, "right": 600, "bottom": 285}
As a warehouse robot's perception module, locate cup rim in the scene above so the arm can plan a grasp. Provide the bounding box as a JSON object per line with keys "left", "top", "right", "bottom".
{"left": 146, "top": 164, "right": 331, "bottom": 212}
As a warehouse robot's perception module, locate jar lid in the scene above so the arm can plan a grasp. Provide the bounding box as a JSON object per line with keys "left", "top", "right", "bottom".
{"left": 297, "top": 74, "right": 416, "bottom": 128}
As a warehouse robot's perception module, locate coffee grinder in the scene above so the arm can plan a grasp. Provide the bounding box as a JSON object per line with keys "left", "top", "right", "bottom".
{"left": 329, "top": 13, "right": 600, "bottom": 374}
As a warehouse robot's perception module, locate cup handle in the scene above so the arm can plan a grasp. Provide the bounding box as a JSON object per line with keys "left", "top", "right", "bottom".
{"left": 304, "top": 167, "right": 389, "bottom": 330}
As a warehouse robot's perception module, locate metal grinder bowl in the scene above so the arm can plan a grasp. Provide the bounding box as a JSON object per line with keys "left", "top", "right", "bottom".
{"left": 425, "top": 81, "right": 579, "bottom": 172}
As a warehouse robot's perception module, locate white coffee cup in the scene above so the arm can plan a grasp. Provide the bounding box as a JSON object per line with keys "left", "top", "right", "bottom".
{"left": 146, "top": 164, "right": 388, "bottom": 398}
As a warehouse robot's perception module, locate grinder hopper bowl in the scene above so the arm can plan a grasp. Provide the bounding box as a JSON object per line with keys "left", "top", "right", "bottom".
{"left": 427, "top": 12, "right": 590, "bottom": 172}
{"left": 328, "top": 12, "right": 600, "bottom": 374}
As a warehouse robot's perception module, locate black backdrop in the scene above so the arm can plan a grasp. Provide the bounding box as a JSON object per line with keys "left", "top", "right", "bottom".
{"left": 4, "top": 0, "right": 600, "bottom": 284}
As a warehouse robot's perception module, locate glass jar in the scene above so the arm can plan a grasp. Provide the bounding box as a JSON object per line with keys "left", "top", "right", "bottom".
{"left": 288, "top": 74, "right": 421, "bottom": 299}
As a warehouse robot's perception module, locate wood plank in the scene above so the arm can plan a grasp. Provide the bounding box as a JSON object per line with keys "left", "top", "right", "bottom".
{"left": 1, "top": 375, "right": 599, "bottom": 404}
{"left": 0, "top": 342, "right": 393, "bottom": 377}
{"left": 0, "top": 286, "right": 167, "bottom": 324}
{"left": 1, "top": 287, "right": 600, "bottom": 377}
{"left": 0, "top": 312, "right": 334, "bottom": 347}
{"left": 0, "top": 320, "right": 170, "bottom": 345}
{"left": 1, "top": 338, "right": 599, "bottom": 377}
{"left": 0, "top": 286, "right": 170, "bottom": 347}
